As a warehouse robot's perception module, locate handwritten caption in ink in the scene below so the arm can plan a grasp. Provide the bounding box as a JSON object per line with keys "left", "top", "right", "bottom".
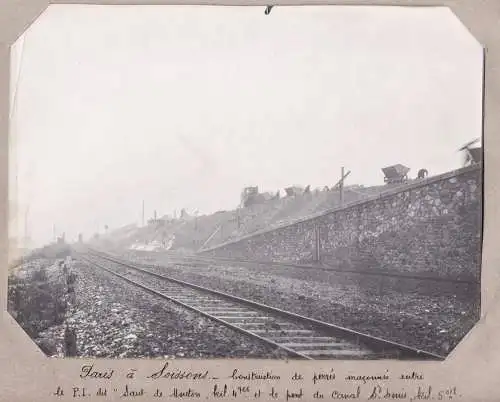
{"left": 51, "top": 363, "right": 462, "bottom": 401}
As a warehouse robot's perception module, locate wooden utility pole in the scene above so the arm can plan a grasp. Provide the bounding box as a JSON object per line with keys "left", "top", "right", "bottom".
{"left": 340, "top": 167, "right": 344, "bottom": 205}
{"left": 142, "top": 200, "right": 145, "bottom": 227}
{"left": 24, "top": 206, "right": 29, "bottom": 248}
{"left": 332, "top": 167, "right": 350, "bottom": 206}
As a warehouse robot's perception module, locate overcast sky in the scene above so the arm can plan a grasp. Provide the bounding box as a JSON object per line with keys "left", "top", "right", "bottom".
{"left": 9, "top": 5, "right": 483, "bottom": 247}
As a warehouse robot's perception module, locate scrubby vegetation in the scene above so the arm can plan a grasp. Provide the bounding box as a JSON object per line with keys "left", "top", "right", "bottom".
{"left": 7, "top": 243, "right": 76, "bottom": 356}
{"left": 8, "top": 266, "right": 68, "bottom": 355}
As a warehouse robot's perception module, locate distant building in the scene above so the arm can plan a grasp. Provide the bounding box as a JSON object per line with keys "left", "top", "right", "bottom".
{"left": 261, "top": 192, "right": 275, "bottom": 201}
{"left": 180, "top": 208, "right": 192, "bottom": 220}
{"left": 284, "top": 186, "right": 304, "bottom": 197}
{"left": 57, "top": 233, "right": 66, "bottom": 244}
{"left": 241, "top": 186, "right": 259, "bottom": 207}
{"left": 240, "top": 186, "right": 273, "bottom": 207}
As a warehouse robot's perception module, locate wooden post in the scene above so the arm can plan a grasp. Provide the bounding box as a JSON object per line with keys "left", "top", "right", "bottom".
{"left": 24, "top": 206, "right": 29, "bottom": 248}
{"left": 340, "top": 167, "right": 345, "bottom": 205}
{"left": 142, "top": 200, "right": 145, "bottom": 227}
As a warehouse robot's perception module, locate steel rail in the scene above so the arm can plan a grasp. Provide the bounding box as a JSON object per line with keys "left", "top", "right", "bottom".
{"left": 83, "top": 249, "right": 445, "bottom": 361}
{"left": 105, "top": 248, "right": 478, "bottom": 285}
{"left": 78, "top": 253, "right": 312, "bottom": 360}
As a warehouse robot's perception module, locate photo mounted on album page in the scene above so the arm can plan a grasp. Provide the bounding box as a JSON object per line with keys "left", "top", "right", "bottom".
{"left": 1, "top": 2, "right": 498, "bottom": 402}
{"left": 7, "top": 2, "right": 484, "bottom": 362}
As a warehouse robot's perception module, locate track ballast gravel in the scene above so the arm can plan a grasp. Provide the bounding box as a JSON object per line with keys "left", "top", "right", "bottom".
{"left": 40, "top": 259, "right": 287, "bottom": 359}
{"left": 116, "top": 250, "right": 479, "bottom": 356}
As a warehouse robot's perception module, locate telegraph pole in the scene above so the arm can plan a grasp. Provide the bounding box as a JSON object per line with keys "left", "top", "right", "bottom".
{"left": 24, "top": 206, "right": 29, "bottom": 249}
{"left": 340, "top": 167, "right": 345, "bottom": 205}
{"left": 333, "top": 167, "right": 350, "bottom": 206}
{"left": 142, "top": 200, "right": 145, "bottom": 227}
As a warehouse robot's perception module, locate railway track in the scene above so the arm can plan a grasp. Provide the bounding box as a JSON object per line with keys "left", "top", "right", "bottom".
{"left": 76, "top": 249, "right": 444, "bottom": 361}
{"left": 106, "top": 248, "right": 478, "bottom": 285}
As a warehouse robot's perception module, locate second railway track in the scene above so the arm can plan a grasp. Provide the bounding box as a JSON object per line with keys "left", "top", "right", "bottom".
{"left": 114, "top": 249, "right": 478, "bottom": 285}
{"left": 76, "top": 250, "right": 444, "bottom": 361}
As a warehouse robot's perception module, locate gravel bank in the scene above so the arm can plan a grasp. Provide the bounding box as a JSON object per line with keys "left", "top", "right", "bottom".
{"left": 116, "top": 250, "right": 479, "bottom": 356}
{"left": 39, "top": 258, "right": 289, "bottom": 359}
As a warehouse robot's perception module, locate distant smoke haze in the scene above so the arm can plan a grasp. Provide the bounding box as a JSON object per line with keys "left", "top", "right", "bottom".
{"left": 9, "top": 5, "right": 483, "bottom": 248}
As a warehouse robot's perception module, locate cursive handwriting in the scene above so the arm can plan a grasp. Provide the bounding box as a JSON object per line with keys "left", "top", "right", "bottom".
{"left": 230, "top": 369, "right": 280, "bottom": 381}
{"left": 400, "top": 372, "right": 424, "bottom": 381}
{"left": 368, "top": 385, "right": 407, "bottom": 400}
{"left": 331, "top": 386, "right": 361, "bottom": 400}
{"left": 170, "top": 387, "right": 201, "bottom": 398}
{"left": 313, "top": 369, "right": 336, "bottom": 385}
{"left": 121, "top": 385, "right": 145, "bottom": 397}
{"left": 147, "top": 363, "right": 209, "bottom": 381}
{"left": 80, "top": 365, "right": 114, "bottom": 380}
{"left": 345, "top": 371, "right": 390, "bottom": 384}
{"left": 66, "top": 365, "right": 463, "bottom": 402}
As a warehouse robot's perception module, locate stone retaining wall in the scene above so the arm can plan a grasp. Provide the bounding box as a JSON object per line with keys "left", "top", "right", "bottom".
{"left": 201, "top": 166, "right": 482, "bottom": 281}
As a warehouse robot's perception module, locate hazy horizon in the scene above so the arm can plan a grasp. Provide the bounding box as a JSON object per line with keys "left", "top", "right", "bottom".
{"left": 9, "top": 5, "right": 483, "bottom": 248}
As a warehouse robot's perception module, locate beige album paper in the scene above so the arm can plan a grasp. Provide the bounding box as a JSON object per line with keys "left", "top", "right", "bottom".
{"left": 0, "top": 1, "right": 499, "bottom": 401}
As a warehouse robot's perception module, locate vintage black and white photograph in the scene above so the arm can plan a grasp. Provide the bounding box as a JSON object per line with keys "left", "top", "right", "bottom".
{"left": 7, "top": 5, "right": 483, "bottom": 360}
